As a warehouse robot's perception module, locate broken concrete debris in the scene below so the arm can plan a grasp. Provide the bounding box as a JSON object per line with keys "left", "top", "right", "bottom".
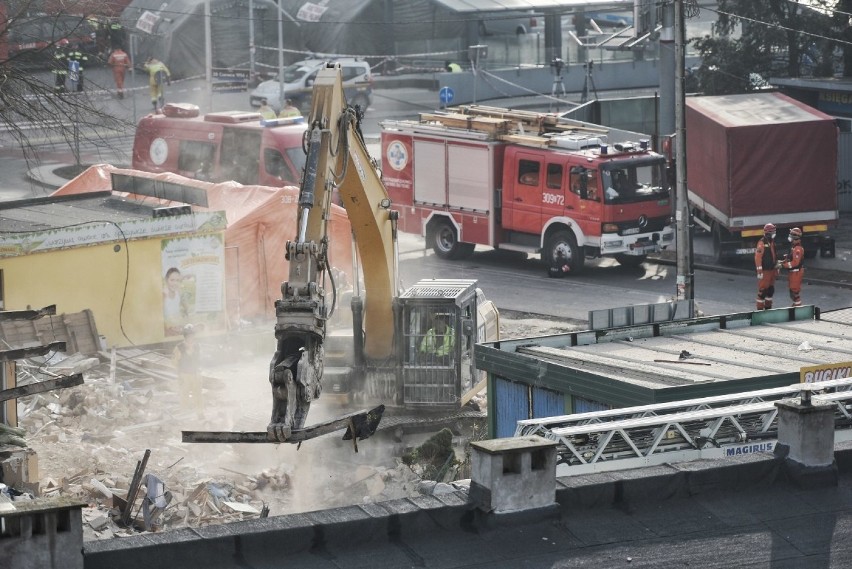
{"left": 11, "top": 348, "right": 428, "bottom": 540}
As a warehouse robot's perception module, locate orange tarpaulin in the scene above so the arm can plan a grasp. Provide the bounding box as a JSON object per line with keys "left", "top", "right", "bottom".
{"left": 51, "top": 165, "right": 354, "bottom": 327}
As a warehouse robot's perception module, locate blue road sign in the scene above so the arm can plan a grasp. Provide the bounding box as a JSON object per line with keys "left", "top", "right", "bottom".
{"left": 439, "top": 86, "right": 454, "bottom": 105}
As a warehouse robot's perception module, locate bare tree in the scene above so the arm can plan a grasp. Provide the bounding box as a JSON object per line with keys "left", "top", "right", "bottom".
{"left": 0, "top": 0, "right": 132, "bottom": 168}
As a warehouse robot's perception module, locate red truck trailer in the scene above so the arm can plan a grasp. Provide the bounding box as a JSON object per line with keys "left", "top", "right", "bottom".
{"left": 685, "top": 92, "right": 838, "bottom": 261}
{"left": 380, "top": 106, "right": 674, "bottom": 276}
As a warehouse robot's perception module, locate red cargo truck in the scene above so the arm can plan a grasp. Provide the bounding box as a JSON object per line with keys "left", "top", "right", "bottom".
{"left": 684, "top": 92, "right": 838, "bottom": 261}
{"left": 380, "top": 106, "right": 674, "bottom": 275}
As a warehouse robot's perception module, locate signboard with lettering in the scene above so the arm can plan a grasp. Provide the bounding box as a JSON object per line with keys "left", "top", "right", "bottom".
{"left": 800, "top": 361, "right": 852, "bottom": 383}
{"left": 136, "top": 11, "right": 161, "bottom": 34}
{"left": 818, "top": 91, "right": 852, "bottom": 117}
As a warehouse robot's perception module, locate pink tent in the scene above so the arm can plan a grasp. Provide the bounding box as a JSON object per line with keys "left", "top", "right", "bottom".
{"left": 51, "top": 165, "right": 354, "bottom": 327}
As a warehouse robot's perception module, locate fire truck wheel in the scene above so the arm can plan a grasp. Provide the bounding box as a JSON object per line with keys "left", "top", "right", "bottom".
{"left": 431, "top": 220, "right": 472, "bottom": 260}
{"left": 544, "top": 230, "right": 583, "bottom": 277}
{"left": 614, "top": 253, "right": 646, "bottom": 267}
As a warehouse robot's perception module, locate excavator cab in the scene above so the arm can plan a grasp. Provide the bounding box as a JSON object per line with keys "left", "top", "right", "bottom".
{"left": 397, "top": 279, "right": 498, "bottom": 410}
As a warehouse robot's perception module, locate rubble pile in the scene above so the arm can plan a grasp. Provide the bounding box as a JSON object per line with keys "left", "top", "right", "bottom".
{"left": 14, "top": 349, "right": 423, "bottom": 540}
{"left": 7, "top": 315, "right": 568, "bottom": 540}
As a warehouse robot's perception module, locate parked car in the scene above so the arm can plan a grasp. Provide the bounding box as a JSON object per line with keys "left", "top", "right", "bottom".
{"left": 576, "top": 11, "right": 634, "bottom": 30}
{"left": 249, "top": 58, "right": 373, "bottom": 113}
{"left": 477, "top": 11, "right": 542, "bottom": 36}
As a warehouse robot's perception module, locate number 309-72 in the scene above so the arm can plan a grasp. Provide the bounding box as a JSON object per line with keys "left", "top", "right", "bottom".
{"left": 543, "top": 193, "right": 564, "bottom": 205}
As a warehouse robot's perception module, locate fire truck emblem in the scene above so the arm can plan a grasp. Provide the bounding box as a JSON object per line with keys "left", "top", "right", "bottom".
{"left": 386, "top": 141, "right": 408, "bottom": 172}
{"left": 638, "top": 214, "right": 648, "bottom": 229}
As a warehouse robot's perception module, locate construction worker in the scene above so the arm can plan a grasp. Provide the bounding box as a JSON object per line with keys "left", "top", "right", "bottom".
{"left": 445, "top": 60, "right": 462, "bottom": 72}
{"left": 173, "top": 324, "right": 203, "bottom": 420}
{"left": 258, "top": 98, "right": 276, "bottom": 119}
{"left": 754, "top": 222, "right": 779, "bottom": 310}
{"left": 144, "top": 57, "right": 171, "bottom": 111}
{"left": 420, "top": 315, "right": 455, "bottom": 364}
{"left": 107, "top": 46, "right": 132, "bottom": 99}
{"left": 51, "top": 40, "right": 69, "bottom": 94}
{"left": 66, "top": 44, "right": 88, "bottom": 92}
{"left": 278, "top": 99, "right": 301, "bottom": 118}
{"left": 781, "top": 227, "right": 805, "bottom": 307}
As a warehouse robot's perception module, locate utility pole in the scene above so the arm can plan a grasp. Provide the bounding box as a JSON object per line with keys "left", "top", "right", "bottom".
{"left": 277, "top": 0, "right": 284, "bottom": 109}
{"left": 674, "top": 0, "right": 695, "bottom": 314}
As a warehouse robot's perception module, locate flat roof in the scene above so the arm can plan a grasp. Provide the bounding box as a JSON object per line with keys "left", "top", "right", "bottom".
{"left": 0, "top": 192, "right": 158, "bottom": 232}
{"left": 0, "top": 192, "right": 226, "bottom": 257}
{"left": 476, "top": 306, "right": 852, "bottom": 406}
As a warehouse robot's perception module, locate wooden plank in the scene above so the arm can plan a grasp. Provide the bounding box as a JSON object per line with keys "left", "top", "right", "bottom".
{"left": 0, "top": 305, "right": 56, "bottom": 321}
{"left": 120, "top": 449, "right": 151, "bottom": 526}
{"left": 0, "top": 373, "right": 84, "bottom": 402}
{"left": 419, "top": 112, "right": 509, "bottom": 134}
{"left": 499, "top": 134, "right": 552, "bottom": 148}
{"left": 0, "top": 342, "right": 67, "bottom": 362}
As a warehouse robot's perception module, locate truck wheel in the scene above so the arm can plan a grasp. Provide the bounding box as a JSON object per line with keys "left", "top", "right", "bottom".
{"left": 431, "top": 221, "right": 469, "bottom": 260}
{"left": 615, "top": 254, "right": 646, "bottom": 267}
{"left": 544, "top": 230, "right": 583, "bottom": 277}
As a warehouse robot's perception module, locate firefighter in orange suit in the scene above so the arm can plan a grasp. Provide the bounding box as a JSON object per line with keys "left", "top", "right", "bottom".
{"left": 781, "top": 227, "right": 805, "bottom": 307}
{"left": 754, "top": 223, "right": 778, "bottom": 310}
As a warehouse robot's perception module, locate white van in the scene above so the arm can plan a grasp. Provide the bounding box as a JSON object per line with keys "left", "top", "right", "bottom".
{"left": 249, "top": 58, "right": 372, "bottom": 113}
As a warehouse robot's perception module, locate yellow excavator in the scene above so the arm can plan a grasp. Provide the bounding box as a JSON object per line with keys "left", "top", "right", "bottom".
{"left": 183, "top": 64, "right": 499, "bottom": 449}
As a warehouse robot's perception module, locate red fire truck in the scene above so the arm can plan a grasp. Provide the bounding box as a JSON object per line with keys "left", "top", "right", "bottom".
{"left": 380, "top": 106, "right": 674, "bottom": 275}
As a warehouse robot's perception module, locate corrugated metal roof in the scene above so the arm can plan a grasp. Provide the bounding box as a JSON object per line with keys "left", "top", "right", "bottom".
{"left": 431, "top": 0, "right": 633, "bottom": 13}
{"left": 476, "top": 306, "right": 852, "bottom": 407}
{"left": 517, "top": 316, "right": 852, "bottom": 391}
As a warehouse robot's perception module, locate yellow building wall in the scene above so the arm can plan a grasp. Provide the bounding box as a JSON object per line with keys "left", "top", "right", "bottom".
{"left": 1, "top": 238, "right": 184, "bottom": 348}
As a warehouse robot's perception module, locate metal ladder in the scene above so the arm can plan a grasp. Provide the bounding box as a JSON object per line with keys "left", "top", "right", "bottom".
{"left": 514, "top": 378, "right": 852, "bottom": 476}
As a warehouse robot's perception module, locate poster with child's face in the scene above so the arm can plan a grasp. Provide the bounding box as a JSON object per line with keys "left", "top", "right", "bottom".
{"left": 161, "top": 234, "right": 226, "bottom": 337}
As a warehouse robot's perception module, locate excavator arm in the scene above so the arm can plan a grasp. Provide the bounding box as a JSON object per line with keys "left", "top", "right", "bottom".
{"left": 267, "top": 64, "right": 396, "bottom": 441}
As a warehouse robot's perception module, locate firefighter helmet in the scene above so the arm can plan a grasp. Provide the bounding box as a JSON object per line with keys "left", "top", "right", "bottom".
{"left": 763, "top": 223, "right": 776, "bottom": 234}
{"left": 790, "top": 227, "right": 802, "bottom": 240}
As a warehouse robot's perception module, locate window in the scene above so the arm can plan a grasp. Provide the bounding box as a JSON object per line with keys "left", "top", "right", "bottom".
{"left": 340, "top": 65, "right": 369, "bottom": 82}
{"left": 546, "top": 163, "right": 563, "bottom": 189}
{"left": 403, "top": 304, "right": 457, "bottom": 367}
{"left": 518, "top": 159, "right": 540, "bottom": 186}
{"left": 178, "top": 141, "right": 216, "bottom": 180}
{"left": 569, "top": 167, "right": 600, "bottom": 202}
{"left": 264, "top": 148, "right": 293, "bottom": 181}
{"left": 221, "top": 130, "right": 261, "bottom": 185}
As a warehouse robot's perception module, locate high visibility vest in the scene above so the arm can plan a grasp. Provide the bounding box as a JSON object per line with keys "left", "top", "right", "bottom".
{"left": 420, "top": 326, "right": 455, "bottom": 357}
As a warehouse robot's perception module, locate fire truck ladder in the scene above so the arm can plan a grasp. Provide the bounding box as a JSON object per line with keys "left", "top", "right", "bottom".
{"left": 513, "top": 378, "right": 852, "bottom": 477}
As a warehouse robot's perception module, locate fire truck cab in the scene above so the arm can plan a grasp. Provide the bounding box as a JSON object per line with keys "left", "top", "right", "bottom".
{"left": 132, "top": 104, "right": 307, "bottom": 187}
